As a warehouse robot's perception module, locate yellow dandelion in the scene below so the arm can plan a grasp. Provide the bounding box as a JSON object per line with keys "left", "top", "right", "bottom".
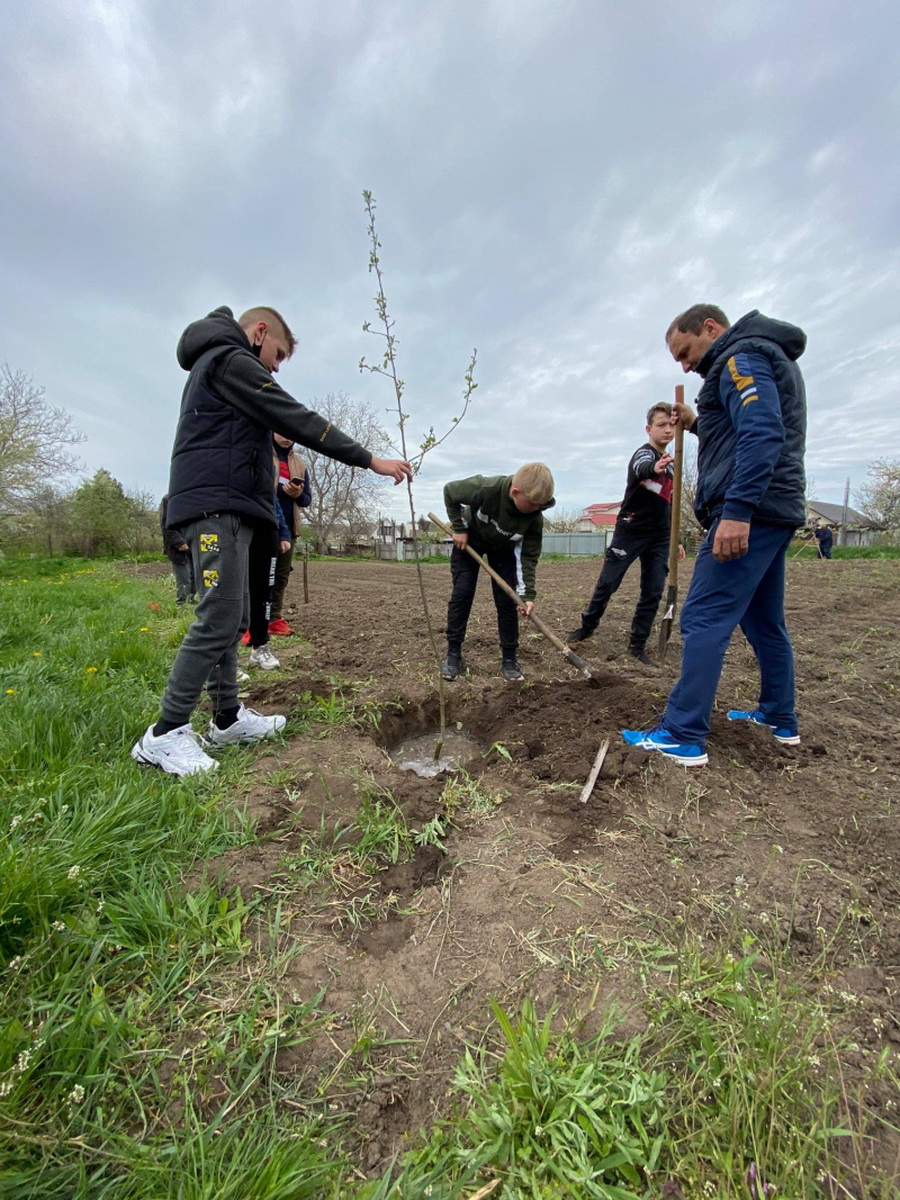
{"left": 33, "top": 652, "right": 42, "bottom": 657}
{"left": 139, "top": 627, "right": 149, "bottom": 632}
{"left": 85, "top": 667, "right": 98, "bottom": 674}
{"left": 5, "top": 689, "right": 16, "bottom": 695}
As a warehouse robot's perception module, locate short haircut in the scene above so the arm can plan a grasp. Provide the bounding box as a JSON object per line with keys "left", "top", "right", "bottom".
{"left": 512, "top": 462, "right": 555, "bottom": 505}
{"left": 646, "top": 402, "right": 672, "bottom": 425}
{"left": 666, "top": 303, "right": 730, "bottom": 341}
{"left": 238, "top": 306, "right": 297, "bottom": 357}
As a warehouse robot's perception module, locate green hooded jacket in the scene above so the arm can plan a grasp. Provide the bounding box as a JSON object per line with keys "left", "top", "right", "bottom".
{"left": 442, "top": 474, "right": 554, "bottom": 601}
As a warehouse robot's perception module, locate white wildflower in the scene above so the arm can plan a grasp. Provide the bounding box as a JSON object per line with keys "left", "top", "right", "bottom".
{"left": 67, "top": 865, "right": 80, "bottom": 880}
{"left": 8, "top": 956, "right": 22, "bottom": 973}
{"left": 0, "top": 1079, "right": 12, "bottom": 1097}
{"left": 10, "top": 815, "right": 21, "bottom": 831}
{"left": 16, "top": 1050, "right": 31, "bottom": 1073}
{"left": 52, "top": 921, "right": 66, "bottom": 932}
{"left": 67, "top": 1084, "right": 85, "bottom": 1105}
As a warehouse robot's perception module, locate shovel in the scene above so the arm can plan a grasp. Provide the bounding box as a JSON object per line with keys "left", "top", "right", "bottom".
{"left": 657, "top": 385, "right": 686, "bottom": 663}
{"left": 427, "top": 512, "right": 603, "bottom": 685}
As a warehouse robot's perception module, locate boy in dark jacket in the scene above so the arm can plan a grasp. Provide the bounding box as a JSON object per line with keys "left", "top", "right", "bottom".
{"left": 567, "top": 403, "right": 681, "bottom": 664}
{"left": 624, "top": 305, "right": 807, "bottom": 767}
{"left": 159, "top": 494, "right": 197, "bottom": 606}
{"left": 441, "top": 463, "right": 555, "bottom": 681}
{"left": 132, "top": 305, "right": 410, "bottom": 777}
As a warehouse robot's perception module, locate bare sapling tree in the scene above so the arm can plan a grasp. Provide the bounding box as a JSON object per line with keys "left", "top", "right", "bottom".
{"left": 0, "top": 364, "right": 85, "bottom": 516}
{"left": 303, "top": 390, "right": 393, "bottom": 553}
{"left": 359, "top": 190, "right": 477, "bottom": 757}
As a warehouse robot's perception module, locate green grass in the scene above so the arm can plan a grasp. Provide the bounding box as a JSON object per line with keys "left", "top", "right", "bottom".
{"left": 359, "top": 935, "right": 895, "bottom": 1199}
{"left": 0, "top": 556, "right": 348, "bottom": 1197}
{"left": 790, "top": 543, "right": 900, "bottom": 559}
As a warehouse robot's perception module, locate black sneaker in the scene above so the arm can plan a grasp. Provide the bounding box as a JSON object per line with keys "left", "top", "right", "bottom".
{"left": 441, "top": 650, "right": 464, "bottom": 681}
{"left": 501, "top": 657, "right": 525, "bottom": 681}
{"left": 629, "top": 647, "right": 656, "bottom": 667}
{"left": 566, "top": 627, "right": 593, "bottom": 643}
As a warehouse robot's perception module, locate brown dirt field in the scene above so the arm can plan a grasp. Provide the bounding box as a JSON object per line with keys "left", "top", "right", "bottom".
{"left": 195, "top": 555, "right": 900, "bottom": 1184}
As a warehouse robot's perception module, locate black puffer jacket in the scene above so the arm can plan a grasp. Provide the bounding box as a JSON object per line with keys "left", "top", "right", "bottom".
{"left": 691, "top": 311, "right": 807, "bottom": 530}
{"left": 166, "top": 307, "right": 372, "bottom": 529}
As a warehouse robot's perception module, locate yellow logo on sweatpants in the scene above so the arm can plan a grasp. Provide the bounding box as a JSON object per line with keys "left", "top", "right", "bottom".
{"left": 202, "top": 569, "right": 219, "bottom": 589}
{"left": 200, "top": 533, "right": 219, "bottom": 552}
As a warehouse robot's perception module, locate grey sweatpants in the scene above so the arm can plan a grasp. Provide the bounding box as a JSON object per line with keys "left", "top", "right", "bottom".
{"left": 159, "top": 513, "right": 253, "bottom": 725}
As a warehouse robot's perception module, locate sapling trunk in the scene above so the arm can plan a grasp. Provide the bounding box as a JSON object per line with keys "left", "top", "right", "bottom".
{"left": 359, "top": 192, "right": 477, "bottom": 761}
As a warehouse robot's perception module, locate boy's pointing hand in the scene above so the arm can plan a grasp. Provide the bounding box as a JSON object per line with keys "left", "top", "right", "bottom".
{"left": 370, "top": 456, "right": 413, "bottom": 484}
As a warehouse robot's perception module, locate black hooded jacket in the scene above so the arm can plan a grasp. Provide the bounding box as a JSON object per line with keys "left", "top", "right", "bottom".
{"left": 690, "top": 310, "right": 807, "bottom": 530}
{"left": 166, "top": 307, "right": 372, "bottom": 529}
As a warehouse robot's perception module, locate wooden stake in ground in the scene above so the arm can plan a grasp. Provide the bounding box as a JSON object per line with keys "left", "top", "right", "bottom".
{"left": 302, "top": 544, "right": 309, "bottom": 603}
{"left": 579, "top": 737, "right": 610, "bottom": 804}
{"left": 427, "top": 512, "right": 604, "bottom": 685}
{"left": 657, "top": 384, "right": 686, "bottom": 663}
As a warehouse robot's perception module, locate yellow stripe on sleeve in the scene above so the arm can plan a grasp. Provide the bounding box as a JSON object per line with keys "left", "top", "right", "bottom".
{"left": 727, "top": 355, "right": 755, "bottom": 392}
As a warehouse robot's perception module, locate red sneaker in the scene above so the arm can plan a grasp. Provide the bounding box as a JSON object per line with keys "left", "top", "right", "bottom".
{"left": 240, "top": 630, "right": 251, "bottom": 645}
{"left": 268, "top": 618, "right": 295, "bottom": 636}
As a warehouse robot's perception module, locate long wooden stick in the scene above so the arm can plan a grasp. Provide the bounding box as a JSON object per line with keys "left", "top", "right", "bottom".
{"left": 657, "top": 384, "right": 686, "bottom": 662}
{"left": 579, "top": 738, "right": 610, "bottom": 804}
{"left": 427, "top": 512, "right": 603, "bottom": 683}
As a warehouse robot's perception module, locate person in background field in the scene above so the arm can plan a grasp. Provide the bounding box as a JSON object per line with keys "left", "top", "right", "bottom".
{"left": 566, "top": 403, "right": 684, "bottom": 665}
{"left": 159, "top": 494, "right": 197, "bottom": 606}
{"left": 131, "top": 304, "right": 411, "bottom": 777}
{"left": 241, "top": 500, "right": 293, "bottom": 670}
{"left": 623, "top": 304, "right": 807, "bottom": 767}
{"left": 814, "top": 521, "right": 833, "bottom": 559}
{"left": 269, "top": 433, "right": 312, "bottom": 636}
{"left": 441, "top": 463, "right": 555, "bottom": 682}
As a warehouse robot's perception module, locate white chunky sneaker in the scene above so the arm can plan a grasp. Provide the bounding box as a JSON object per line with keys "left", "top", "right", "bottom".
{"left": 206, "top": 704, "right": 286, "bottom": 746}
{"left": 131, "top": 724, "right": 219, "bottom": 776}
{"left": 249, "top": 643, "right": 280, "bottom": 670}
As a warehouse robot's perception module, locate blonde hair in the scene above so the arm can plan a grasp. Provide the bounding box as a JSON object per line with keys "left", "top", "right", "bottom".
{"left": 512, "top": 462, "right": 554, "bottom": 505}
{"left": 238, "top": 306, "right": 297, "bottom": 357}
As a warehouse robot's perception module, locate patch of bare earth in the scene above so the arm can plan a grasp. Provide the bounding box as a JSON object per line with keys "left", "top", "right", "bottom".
{"left": 187, "top": 556, "right": 900, "bottom": 1183}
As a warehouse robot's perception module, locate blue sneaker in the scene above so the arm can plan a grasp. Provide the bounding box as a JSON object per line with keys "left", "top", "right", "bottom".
{"left": 727, "top": 709, "right": 800, "bottom": 746}
{"left": 622, "top": 723, "right": 708, "bottom": 767}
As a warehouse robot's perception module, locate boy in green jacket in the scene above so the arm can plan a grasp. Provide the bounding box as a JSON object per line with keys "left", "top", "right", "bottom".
{"left": 442, "top": 463, "right": 555, "bottom": 681}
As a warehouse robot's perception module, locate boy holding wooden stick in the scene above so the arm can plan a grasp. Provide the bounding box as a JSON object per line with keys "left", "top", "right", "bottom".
{"left": 567, "top": 404, "right": 683, "bottom": 665}
{"left": 441, "top": 463, "right": 555, "bottom": 682}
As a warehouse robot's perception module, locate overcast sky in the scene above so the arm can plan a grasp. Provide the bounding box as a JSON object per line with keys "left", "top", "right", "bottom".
{"left": 2, "top": 0, "right": 899, "bottom": 521}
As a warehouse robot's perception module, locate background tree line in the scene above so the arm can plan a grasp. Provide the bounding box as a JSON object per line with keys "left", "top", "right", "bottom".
{"left": 2, "top": 363, "right": 899, "bottom": 558}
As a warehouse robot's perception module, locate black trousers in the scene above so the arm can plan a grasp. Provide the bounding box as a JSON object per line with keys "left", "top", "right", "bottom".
{"left": 581, "top": 529, "right": 669, "bottom": 651}
{"left": 446, "top": 540, "right": 520, "bottom": 654}
{"left": 247, "top": 525, "right": 279, "bottom": 647}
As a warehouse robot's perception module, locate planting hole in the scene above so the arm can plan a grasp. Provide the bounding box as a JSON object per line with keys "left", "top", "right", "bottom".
{"left": 389, "top": 727, "right": 483, "bottom": 778}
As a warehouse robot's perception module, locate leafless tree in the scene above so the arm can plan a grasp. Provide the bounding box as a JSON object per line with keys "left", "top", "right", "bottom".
{"left": 677, "top": 436, "right": 704, "bottom": 549}
{"left": 543, "top": 506, "right": 585, "bottom": 533}
{"left": 303, "top": 391, "right": 393, "bottom": 553}
{"left": 856, "top": 457, "right": 900, "bottom": 539}
{"left": 0, "top": 364, "right": 85, "bottom": 515}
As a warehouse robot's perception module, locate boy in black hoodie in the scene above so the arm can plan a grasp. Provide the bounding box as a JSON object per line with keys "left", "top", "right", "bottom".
{"left": 566, "top": 403, "right": 681, "bottom": 664}
{"left": 132, "top": 306, "right": 410, "bottom": 777}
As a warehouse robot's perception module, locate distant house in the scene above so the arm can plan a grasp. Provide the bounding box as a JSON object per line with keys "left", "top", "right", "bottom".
{"left": 576, "top": 502, "right": 620, "bottom": 532}
{"left": 806, "top": 500, "right": 883, "bottom": 548}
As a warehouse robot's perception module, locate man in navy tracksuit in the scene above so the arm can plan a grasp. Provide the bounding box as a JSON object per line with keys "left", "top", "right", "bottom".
{"left": 623, "top": 305, "right": 807, "bottom": 766}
